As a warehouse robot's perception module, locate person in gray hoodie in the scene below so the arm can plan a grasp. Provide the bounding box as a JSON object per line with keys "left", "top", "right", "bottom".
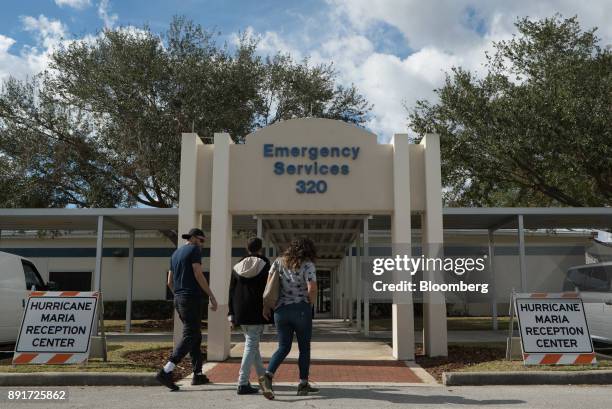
{"left": 228, "top": 237, "right": 270, "bottom": 395}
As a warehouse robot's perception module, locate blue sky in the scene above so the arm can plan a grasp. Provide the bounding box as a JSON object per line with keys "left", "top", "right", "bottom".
{"left": 1, "top": 0, "right": 610, "bottom": 140}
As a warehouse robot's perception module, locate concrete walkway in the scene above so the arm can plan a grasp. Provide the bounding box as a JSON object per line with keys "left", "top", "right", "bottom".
{"left": 230, "top": 340, "right": 394, "bottom": 361}
{"left": 204, "top": 320, "right": 435, "bottom": 384}
{"left": 230, "top": 319, "right": 394, "bottom": 361}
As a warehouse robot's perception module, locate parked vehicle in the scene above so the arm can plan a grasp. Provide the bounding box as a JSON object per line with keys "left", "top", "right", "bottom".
{"left": 0, "top": 251, "right": 52, "bottom": 344}
{"left": 563, "top": 262, "right": 612, "bottom": 344}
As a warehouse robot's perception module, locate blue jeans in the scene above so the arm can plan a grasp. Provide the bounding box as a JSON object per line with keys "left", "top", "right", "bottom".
{"left": 238, "top": 324, "right": 265, "bottom": 386}
{"left": 267, "top": 302, "right": 313, "bottom": 381}
{"left": 169, "top": 295, "right": 203, "bottom": 374}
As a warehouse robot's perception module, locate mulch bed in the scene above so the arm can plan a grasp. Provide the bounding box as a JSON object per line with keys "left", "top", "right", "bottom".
{"left": 134, "top": 319, "right": 175, "bottom": 332}
{"left": 415, "top": 345, "right": 505, "bottom": 382}
{"left": 106, "top": 319, "right": 207, "bottom": 333}
{"left": 122, "top": 347, "right": 207, "bottom": 381}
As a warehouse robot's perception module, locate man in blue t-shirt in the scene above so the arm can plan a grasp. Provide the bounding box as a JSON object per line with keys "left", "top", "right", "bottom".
{"left": 156, "top": 228, "right": 217, "bottom": 391}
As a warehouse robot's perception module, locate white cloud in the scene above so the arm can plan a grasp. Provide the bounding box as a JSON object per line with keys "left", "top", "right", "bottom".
{"left": 21, "top": 15, "right": 67, "bottom": 49}
{"left": 238, "top": 0, "right": 611, "bottom": 140}
{"left": 0, "top": 35, "right": 16, "bottom": 54}
{"left": 0, "top": 34, "right": 23, "bottom": 83}
{"left": 0, "top": 15, "right": 71, "bottom": 81}
{"left": 98, "top": 0, "right": 118, "bottom": 29}
{"left": 0, "top": 7, "right": 146, "bottom": 84}
{"left": 233, "top": 26, "right": 304, "bottom": 61}
{"left": 55, "top": 0, "right": 91, "bottom": 10}
{"left": 329, "top": 0, "right": 612, "bottom": 51}
{"left": 1, "top": 0, "right": 610, "bottom": 142}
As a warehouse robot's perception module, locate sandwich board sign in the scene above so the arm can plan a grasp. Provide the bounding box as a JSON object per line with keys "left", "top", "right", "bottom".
{"left": 13, "top": 291, "right": 99, "bottom": 364}
{"left": 513, "top": 292, "right": 596, "bottom": 365}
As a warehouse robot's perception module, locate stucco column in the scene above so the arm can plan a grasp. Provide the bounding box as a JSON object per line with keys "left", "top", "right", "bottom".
{"left": 332, "top": 267, "right": 337, "bottom": 317}
{"left": 391, "top": 133, "right": 415, "bottom": 360}
{"left": 207, "top": 132, "right": 233, "bottom": 361}
{"left": 174, "top": 133, "right": 203, "bottom": 346}
{"left": 338, "top": 266, "right": 342, "bottom": 318}
{"left": 342, "top": 259, "right": 348, "bottom": 320}
{"left": 420, "top": 133, "right": 448, "bottom": 357}
{"left": 343, "top": 261, "right": 349, "bottom": 320}
{"left": 362, "top": 221, "right": 370, "bottom": 336}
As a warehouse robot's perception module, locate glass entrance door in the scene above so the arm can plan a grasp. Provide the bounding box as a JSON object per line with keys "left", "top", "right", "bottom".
{"left": 316, "top": 270, "right": 331, "bottom": 318}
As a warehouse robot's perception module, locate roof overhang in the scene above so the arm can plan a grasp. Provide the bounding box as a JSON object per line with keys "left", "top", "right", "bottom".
{"left": 0, "top": 207, "right": 610, "bottom": 233}
{"left": 0, "top": 208, "right": 179, "bottom": 231}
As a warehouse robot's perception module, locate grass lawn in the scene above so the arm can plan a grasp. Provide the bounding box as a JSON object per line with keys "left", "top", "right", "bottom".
{"left": 415, "top": 342, "right": 612, "bottom": 382}
{"left": 0, "top": 342, "right": 173, "bottom": 373}
{"left": 369, "top": 316, "right": 514, "bottom": 331}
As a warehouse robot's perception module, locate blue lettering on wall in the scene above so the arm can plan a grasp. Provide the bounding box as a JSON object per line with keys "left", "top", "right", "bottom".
{"left": 263, "top": 144, "right": 360, "bottom": 193}
{"left": 273, "top": 161, "right": 284, "bottom": 175}
{"left": 264, "top": 144, "right": 274, "bottom": 157}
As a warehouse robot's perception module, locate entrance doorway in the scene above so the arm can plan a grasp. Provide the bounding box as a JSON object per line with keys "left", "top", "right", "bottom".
{"left": 315, "top": 270, "right": 331, "bottom": 318}
{"left": 255, "top": 214, "right": 365, "bottom": 324}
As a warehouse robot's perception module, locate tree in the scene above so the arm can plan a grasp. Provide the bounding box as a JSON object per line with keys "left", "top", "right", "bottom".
{"left": 0, "top": 16, "right": 371, "bottom": 209}
{"left": 408, "top": 15, "right": 612, "bottom": 207}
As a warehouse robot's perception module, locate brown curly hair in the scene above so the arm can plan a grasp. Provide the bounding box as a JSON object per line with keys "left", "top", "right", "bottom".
{"left": 282, "top": 238, "right": 317, "bottom": 270}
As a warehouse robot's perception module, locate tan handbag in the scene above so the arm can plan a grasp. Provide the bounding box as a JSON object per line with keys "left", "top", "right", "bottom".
{"left": 262, "top": 260, "right": 280, "bottom": 313}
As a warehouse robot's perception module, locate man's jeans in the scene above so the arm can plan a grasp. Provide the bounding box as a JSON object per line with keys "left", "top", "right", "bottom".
{"left": 267, "top": 302, "right": 313, "bottom": 381}
{"left": 238, "top": 324, "right": 265, "bottom": 386}
{"left": 169, "top": 294, "right": 203, "bottom": 374}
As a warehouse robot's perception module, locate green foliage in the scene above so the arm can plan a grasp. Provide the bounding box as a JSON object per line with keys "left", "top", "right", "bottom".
{"left": 103, "top": 300, "right": 175, "bottom": 320}
{"left": 0, "top": 16, "right": 371, "bottom": 208}
{"left": 408, "top": 15, "right": 612, "bottom": 206}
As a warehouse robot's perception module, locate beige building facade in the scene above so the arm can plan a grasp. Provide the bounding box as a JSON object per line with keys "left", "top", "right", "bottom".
{"left": 1, "top": 118, "right": 605, "bottom": 363}
{"left": 180, "top": 118, "right": 457, "bottom": 360}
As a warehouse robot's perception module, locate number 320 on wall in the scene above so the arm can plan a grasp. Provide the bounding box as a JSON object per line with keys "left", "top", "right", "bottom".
{"left": 296, "top": 180, "right": 327, "bottom": 194}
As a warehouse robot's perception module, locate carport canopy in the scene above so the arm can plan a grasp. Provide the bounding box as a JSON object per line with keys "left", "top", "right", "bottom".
{"left": 0, "top": 208, "right": 178, "bottom": 333}
{"left": 1, "top": 206, "right": 611, "bottom": 333}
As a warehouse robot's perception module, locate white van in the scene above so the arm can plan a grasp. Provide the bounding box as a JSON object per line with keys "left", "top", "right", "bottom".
{"left": 0, "top": 251, "right": 51, "bottom": 344}
{"left": 563, "top": 262, "right": 612, "bottom": 344}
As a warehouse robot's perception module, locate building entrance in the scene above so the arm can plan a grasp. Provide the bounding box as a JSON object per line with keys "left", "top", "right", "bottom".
{"left": 316, "top": 270, "right": 332, "bottom": 318}
{"left": 178, "top": 118, "right": 448, "bottom": 361}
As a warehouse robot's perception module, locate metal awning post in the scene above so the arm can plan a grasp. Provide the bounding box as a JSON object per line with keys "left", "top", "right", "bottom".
{"left": 517, "top": 214, "right": 527, "bottom": 292}
{"left": 94, "top": 215, "right": 104, "bottom": 292}
{"left": 93, "top": 215, "right": 104, "bottom": 334}
{"left": 125, "top": 230, "right": 135, "bottom": 333}
{"left": 256, "top": 217, "right": 262, "bottom": 238}
{"left": 487, "top": 228, "right": 497, "bottom": 330}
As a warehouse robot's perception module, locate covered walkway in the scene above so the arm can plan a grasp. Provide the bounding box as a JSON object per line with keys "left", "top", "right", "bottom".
{"left": 231, "top": 319, "right": 393, "bottom": 361}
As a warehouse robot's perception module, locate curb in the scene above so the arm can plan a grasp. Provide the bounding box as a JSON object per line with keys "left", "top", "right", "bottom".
{"left": 0, "top": 372, "right": 158, "bottom": 387}
{"left": 443, "top": 370, "right": 612, "bottom": 386}
{"left": 404, "top": 361, "right": 439, "bottom": 385}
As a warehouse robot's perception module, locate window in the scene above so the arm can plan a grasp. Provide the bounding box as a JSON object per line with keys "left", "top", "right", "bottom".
{"left": 564, "top": 265, "right": 612, "bottom": 292}
{"left": 22, "top": 260, "right": 45, "bottom": 290}
{"left": 49, "top": 271, "right": 92, "bottom": 291}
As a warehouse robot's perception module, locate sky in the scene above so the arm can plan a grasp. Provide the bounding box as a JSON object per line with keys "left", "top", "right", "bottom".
{"left": 0, "top": 0, "right": 610, "bottom": 141}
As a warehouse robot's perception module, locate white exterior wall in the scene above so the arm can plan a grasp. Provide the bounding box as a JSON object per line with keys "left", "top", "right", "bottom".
{"left": 0, "top": 232, "right": 249, "bottom": 302}
{"left": 361, "top": 230, "right": 592, "bottom": 316}
{"left": 0, "top": 230, "right": 592, "bottom": 313}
